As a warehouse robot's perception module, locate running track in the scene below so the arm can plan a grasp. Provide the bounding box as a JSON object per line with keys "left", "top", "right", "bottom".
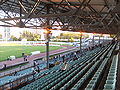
{"left": 0, "top": 46, "right": 77, "bottom": 69}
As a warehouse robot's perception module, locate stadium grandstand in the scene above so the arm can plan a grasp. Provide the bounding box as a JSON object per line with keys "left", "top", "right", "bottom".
{"left": 0, "top": 0, "right": 120, "bottom": 90}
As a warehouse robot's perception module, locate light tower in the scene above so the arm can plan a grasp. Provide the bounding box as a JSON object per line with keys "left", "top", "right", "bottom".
{"left": 4, "top": 26, "right": 10, "bottom": 41}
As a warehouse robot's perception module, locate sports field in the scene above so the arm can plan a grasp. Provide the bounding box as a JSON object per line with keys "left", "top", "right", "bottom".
{"left": 0, "top": 45, "right": 63, "bottom": 62}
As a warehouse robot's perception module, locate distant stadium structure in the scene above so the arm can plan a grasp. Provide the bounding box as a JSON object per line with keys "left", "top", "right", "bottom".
{"left": 4, "top": 26, "right": 10, "bottom": 41}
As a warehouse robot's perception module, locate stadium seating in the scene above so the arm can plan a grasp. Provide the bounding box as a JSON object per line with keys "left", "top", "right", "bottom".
{"left": 85, "top": 43, "right": 117, "bottom": 90}
{"left": 103, "top": 54, "right": 118, "bottom": 90}
{"left": 84, "top": 58, "right": 109, "bottom": 90}
{"left": 63, "top": 43, "right": 116, "bottom": 90}
{"left": 19, "top": 43, "right": 113, "bottom": 90}
{"left": 1, "top": 42, "right": 119, "bottom": 90}
{"left": 62, "top": 60, "right": 100, "bottom": 90}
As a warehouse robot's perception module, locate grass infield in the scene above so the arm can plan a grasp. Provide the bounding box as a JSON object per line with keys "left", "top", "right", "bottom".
{"left": 0, "top": 45, "right": 63, "bottom": 62}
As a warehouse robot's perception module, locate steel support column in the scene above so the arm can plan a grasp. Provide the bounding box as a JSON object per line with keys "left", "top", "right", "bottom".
{"left": 80, "top": 32, "right": 82, "bottom": 53}
{"left": 92, "top": 34, "right": 95, "bottom": 46}
{"left": 19, "top": 0, "right": 24, "bottom": 55}
{"left": 103, "top": 36, "right": 104, "bottom": 43}
{"left": 46, "top": 5, "right": 50, "bottom": 69}
{"left": 99, "top": 35, "right": 101, "bottom": 45}
{"left": 106, "top": 35, "right": 107, "bottom": 42}
{"left": 46, "top": 31, "right": 49, "bottom": 69}
{"left": 20, "top": 0, "right": 22, "bottom": 21}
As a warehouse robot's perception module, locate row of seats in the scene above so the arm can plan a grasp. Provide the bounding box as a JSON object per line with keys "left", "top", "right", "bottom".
{"left": 0, "top": 54, "right": 68, "bottom": 86}
{"left": 85, "top": 43, "right": 117, "bottom": 90}
{"left": 68, "top": 60, "right": 100, "bottom": 90}
{"left": 30, "top": 47, "right": 101, "bottom": 80}
{"left": 40, "top": 59, "right": 94, "bottom": 90}
{"left": 0, "top": 46, "right": 100, "bottom": 87}
{"left": 21, "top": 63, "right": 83, "bottom": 90}
{"left": 61, "top": 43, "right": 115, "bottom": 90}
{"left": 42, "top": 44, "right": 112, "bottom": 90}
{"left": 19, "top": 46, "right": 103, "bottom": 90}
{"left": 0, "top": 76, "right": 19, "bottom": 86}
{"left": 0, "top": 63, "right": 46, "bottom": 86}
{"left": 18, "top": 43, "right": 115, "bottom": 90}
{"left": 85, "top": 58, "right": 109, "bottom": 90}
{"left": 50, "top": 60, "right": 98, "bottom": 90}
{"left": 103, "top": 54, "right": 118, "bottom": 90}
{"left": 0, "top": 43, "right": 110, "bottom": 89}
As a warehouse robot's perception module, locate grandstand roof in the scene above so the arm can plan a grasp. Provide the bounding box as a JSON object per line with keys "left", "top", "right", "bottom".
{"left": 0, "top": 0, "right": 120, "bottom": 34}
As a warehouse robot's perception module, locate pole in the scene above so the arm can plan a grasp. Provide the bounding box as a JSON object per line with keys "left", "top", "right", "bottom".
{"left": 80, "top": 32, "right": 82, "bottom": 53}
{"left": 106, "top": 35, "right": 107, "bottom": 42}
{"left": 92, "top": 34, "right": 94, "bottom": 47}
{"left": 46, "top": 32, "right": 49, "bottom": 68}
{"left": 19, "top": 0, "right": 24, "bottom": 56}
{"left": 103, "top": 36, "right": 104, "bottom": 43}
{"left": 46, "top": 4, "right": 50, "bottom": 69}
{"left": 99, "top": 35, "right": 100, "bottom": 45}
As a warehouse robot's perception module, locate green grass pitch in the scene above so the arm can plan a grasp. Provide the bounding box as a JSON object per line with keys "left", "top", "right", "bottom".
{"left": 0, "top": 45, "right": 63, "bottom": 62}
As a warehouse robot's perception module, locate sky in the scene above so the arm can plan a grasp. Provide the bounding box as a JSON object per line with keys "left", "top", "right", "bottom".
{"left": 0, "top": 26, "right": 110, "bottom": 41}
{"left": 0, "top": 26, "right": 62, "bottom": 39}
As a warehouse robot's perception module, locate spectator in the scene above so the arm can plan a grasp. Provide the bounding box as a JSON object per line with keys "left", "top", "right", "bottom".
{"left": 32, "top": 68, "right": 36, "bottom": 80}
{"left": 32, "top": 67, "right": 34, "bottom": 72}
{"left": 73, "top": 52, "right": 78, "bottom": 60}
{"left": 33, "top": 61, "right": 37, "bottom": 67}
{"left": 7, "top": 57, "right": 10, "bottom": 61}
{"left": 19, "top": 65, "right": 22, "bottom": 70}
{"left": 7, "top": 57, "right": 12, "bottom": 61}
{"left": 22, "top": 53, "right": 24, "bottom": 57}
{"left": 36, "top": 66, "right": 40, "bottom": 73}
{"left": 24, "top": 54, "right": 28, "bottom": 61}
{"left": 62, "top": 55, "right": 65, "bottom": 63}
{"left": 3, "top": 64, "right": 6, "bottom": 69}
{"left": 111, "top": 39, "right": 115, "bottom": 44}
{"left": 99, "top": 44, "right": 102, "bottom": 47}
{"left": 32, "top": 67, "right": 37, "bottom": 74}
{"left": 55, "top": 61, "right": 60, "bottom": 65}
{"left": 89, "top": 47, "right": 91, "bottom": 50}
{"left": 61, "top": 62, "right": 69, "bottom": 71}
{"left": 14, "top": 71, "right": 17, "bottom": 76}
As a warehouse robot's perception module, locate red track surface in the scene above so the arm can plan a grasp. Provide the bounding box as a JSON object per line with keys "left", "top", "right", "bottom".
{"left": 0, "top": 46, "right": 77, "bottom": 69}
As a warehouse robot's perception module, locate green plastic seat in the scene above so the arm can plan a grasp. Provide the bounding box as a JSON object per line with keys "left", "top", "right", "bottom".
{"left": 104, "top": 84, "right": 114, "bottom": 89}
{"left": 106, "top": 80, "right": 114, "bottom": 84}
{"left": 85, "top": 84, "right": 94, "bottom": 90}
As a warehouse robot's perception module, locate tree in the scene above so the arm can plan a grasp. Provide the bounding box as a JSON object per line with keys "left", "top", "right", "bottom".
{"left": 33, "top": 34, "right": 41, "bottom": 41}
{"left": 20, "top": 31, "right": 33, "bottom": 41}
{"left": 20, "top": 30, "right": 41, "bottom": 41}
{"left": 110, "top": 34, "right": 115, "bottom": 38}
{"left": 0, "top": 34, "right": 2, "bottom": 39}
{"left": 56, "top": 32, "right": 84, "bottom": 40}
{"left": 10, "top": 35, "right": 19, "bottom": 41}
{"left": 69, "top": 37, "right": 74, "bottom": 42}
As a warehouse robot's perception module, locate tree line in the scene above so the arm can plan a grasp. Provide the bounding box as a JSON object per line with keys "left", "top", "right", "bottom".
{"left": 0, "top": 31, "right": 114, "bottom": 41}
{"left": 10, "top": 31, "right": 41, "bottom": 41}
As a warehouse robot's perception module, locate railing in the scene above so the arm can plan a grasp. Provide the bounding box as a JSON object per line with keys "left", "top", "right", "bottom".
{"left": 0, "top": 41, "right": 72, "bottom": 45}
{"left": 0, "top": 73, "right": 35, "bottom": 90}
